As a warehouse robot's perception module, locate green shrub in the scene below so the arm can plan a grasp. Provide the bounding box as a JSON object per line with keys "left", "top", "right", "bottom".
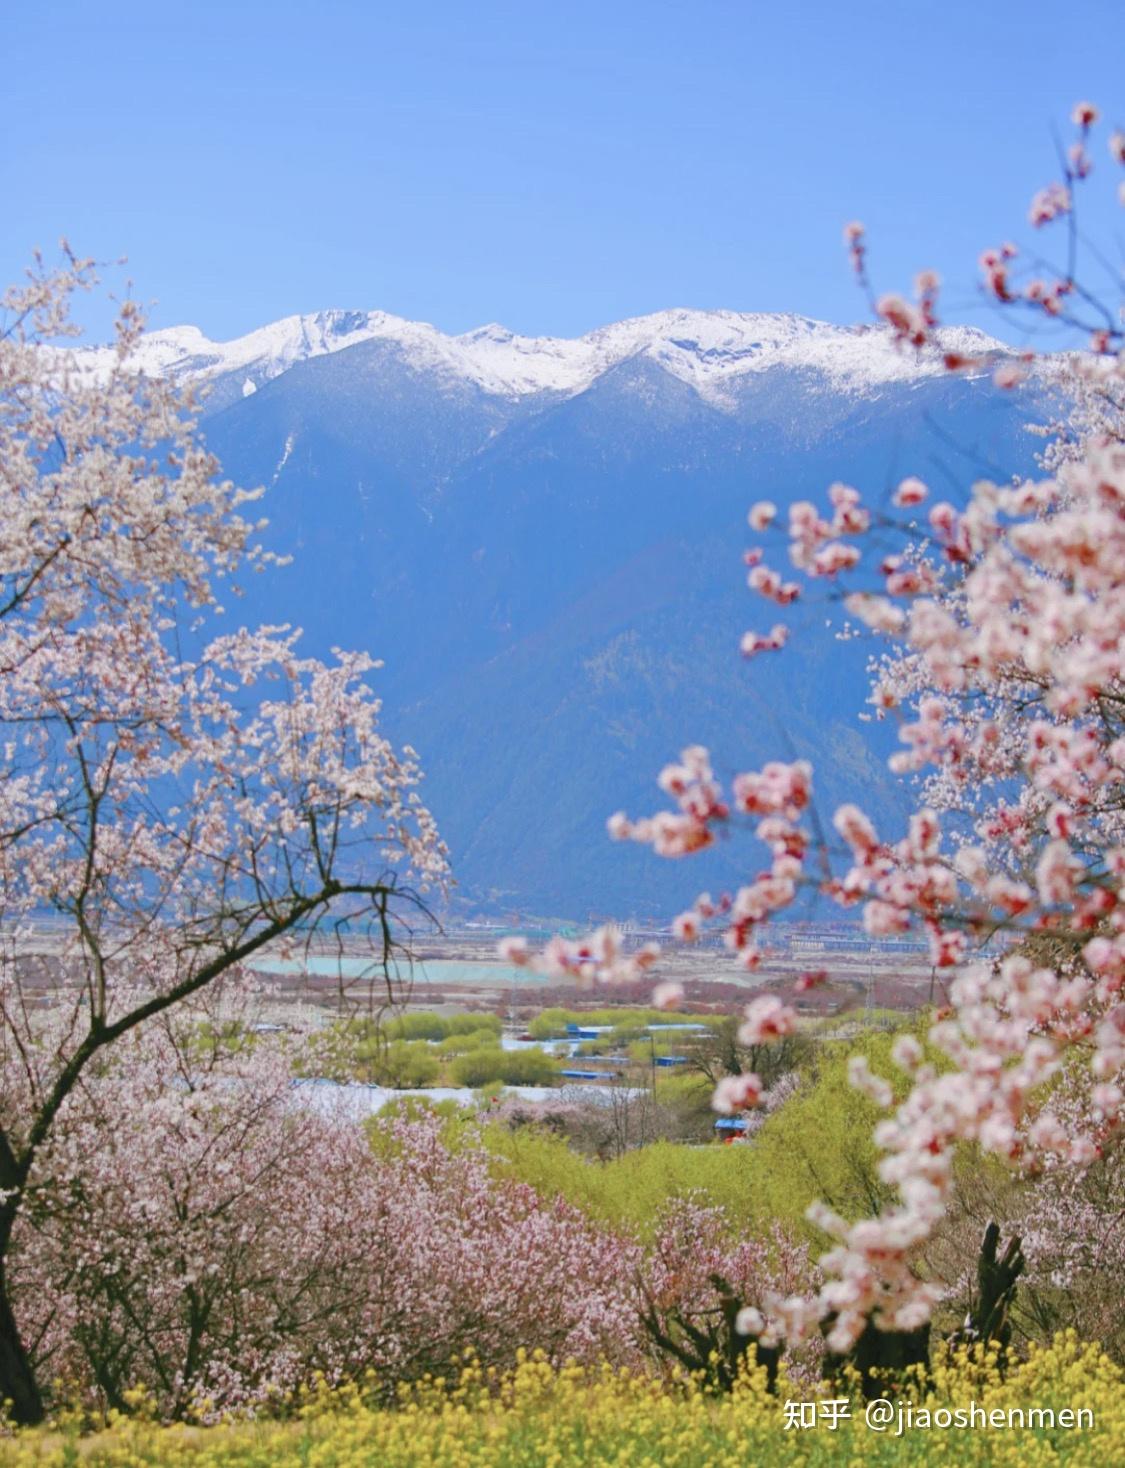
{"left": 736, "top": 1021, "right": 939, "bottom": 1235}
{"left": 435, "top": 1027, "right": 498, "bottom": 1057}
{"left": 451, "top": 1047, "right": 560, "bottom": 1088}
{"left": 304, "top": 1012, "right": 503, "bottom": 1080}
{"left": 387, "top": 1011, "right": 502, "bottom": 1043}
{"left": 375, "top": 1095, "right": 465, "bottom": 1124}
{"left": 370, "top": 1040, "right": 441, "bottom": 1089}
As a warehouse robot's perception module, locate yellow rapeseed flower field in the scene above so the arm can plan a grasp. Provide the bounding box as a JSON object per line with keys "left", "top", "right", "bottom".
{"left": 0, "top": 1333, "right": 1119, "bottom": 1467}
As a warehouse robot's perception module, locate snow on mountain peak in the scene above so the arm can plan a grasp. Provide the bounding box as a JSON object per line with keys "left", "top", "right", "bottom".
{"left": 76, "top": 306, "right": 1014, "bottom": 407}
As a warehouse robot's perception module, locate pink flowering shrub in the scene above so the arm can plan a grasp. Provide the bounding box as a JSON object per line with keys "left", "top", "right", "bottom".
{"left": 1014, "top": 1135, "right": 1125, "bottom": 1359}
{"left": 996, "top": 1066, "right": 1125, "bottom": 1359}
{"left": 641, "top": 1198, "right": 822, "bottom": 1386}
{"left": 643, "top": 1200, "right": 817, "bottom": 1321}
{"left": 511, "top": 102, "right": 1125, "bottom": 1357}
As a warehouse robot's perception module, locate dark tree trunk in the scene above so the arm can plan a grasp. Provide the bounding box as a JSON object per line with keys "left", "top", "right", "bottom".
{"left": 822, "top": 1313, "right": 931, "bottom": 1398}
{"left": 638, "top": 1272, "right": 783, "bottom": 1395}
{"left": 0, "top": 1259, "right": 44, "bottom": 1426}
{"left": 948, "top": 1221, "right": 1025, "bottom": 1367}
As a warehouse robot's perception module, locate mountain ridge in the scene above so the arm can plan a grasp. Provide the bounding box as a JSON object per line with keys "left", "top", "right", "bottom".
{"left": 75, "top": 306, "right": 1015, "bottom": 412}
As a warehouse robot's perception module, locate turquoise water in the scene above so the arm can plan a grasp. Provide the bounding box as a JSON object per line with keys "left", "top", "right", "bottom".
{"left": 249, "top": 955, "right": 551, "bottom": 987}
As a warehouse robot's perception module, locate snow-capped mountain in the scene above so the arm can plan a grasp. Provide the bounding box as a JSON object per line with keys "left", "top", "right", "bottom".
{"left": 78, "top": 306, "right": 1013, "bottom": 414}
{"left": 92, "top": 304, "right": 1041, "bottom": 918}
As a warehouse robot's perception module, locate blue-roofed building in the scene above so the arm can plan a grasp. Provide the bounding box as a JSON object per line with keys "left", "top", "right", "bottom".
{"left": 714, "top": 1117, "right": 751, "bottom": 1144}
{"left": 565, "top": 1023, "right": 615, "bottom": 1041}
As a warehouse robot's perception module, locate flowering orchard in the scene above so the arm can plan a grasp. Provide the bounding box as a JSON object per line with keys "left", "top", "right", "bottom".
{"left": 3, "top": 979, "right": 819, "bottom": 1420}
{"left": 503, "top": 103, "right": 1125, "bottom": 1356}
{"left": 0, "top": 254, "right": 448, "bottom": 1423}
{"left": 9, "top": 1006, "right": 642, "bottom": 1419}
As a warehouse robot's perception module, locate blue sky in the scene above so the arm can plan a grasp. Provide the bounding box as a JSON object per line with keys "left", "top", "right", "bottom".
{"left": 4, "top": 0, "right": 1122, "bottom": 345}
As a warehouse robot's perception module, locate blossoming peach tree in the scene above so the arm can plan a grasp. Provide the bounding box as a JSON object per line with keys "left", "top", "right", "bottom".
{"left": 504, "top": 103, "right": 1125, "bottom": 1358}
{"left": 0, "top": 253, "right": 448, "bottom": 1422}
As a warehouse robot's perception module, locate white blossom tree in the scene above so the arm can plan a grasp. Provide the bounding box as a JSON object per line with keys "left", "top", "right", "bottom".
{"left": 0, "top": 251, "right": 448, "bottom": 1423}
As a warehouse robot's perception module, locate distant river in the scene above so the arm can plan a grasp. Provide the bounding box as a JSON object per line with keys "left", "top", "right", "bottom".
{"left": 249, "top": 955, "right": 551, "bottom": 988}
